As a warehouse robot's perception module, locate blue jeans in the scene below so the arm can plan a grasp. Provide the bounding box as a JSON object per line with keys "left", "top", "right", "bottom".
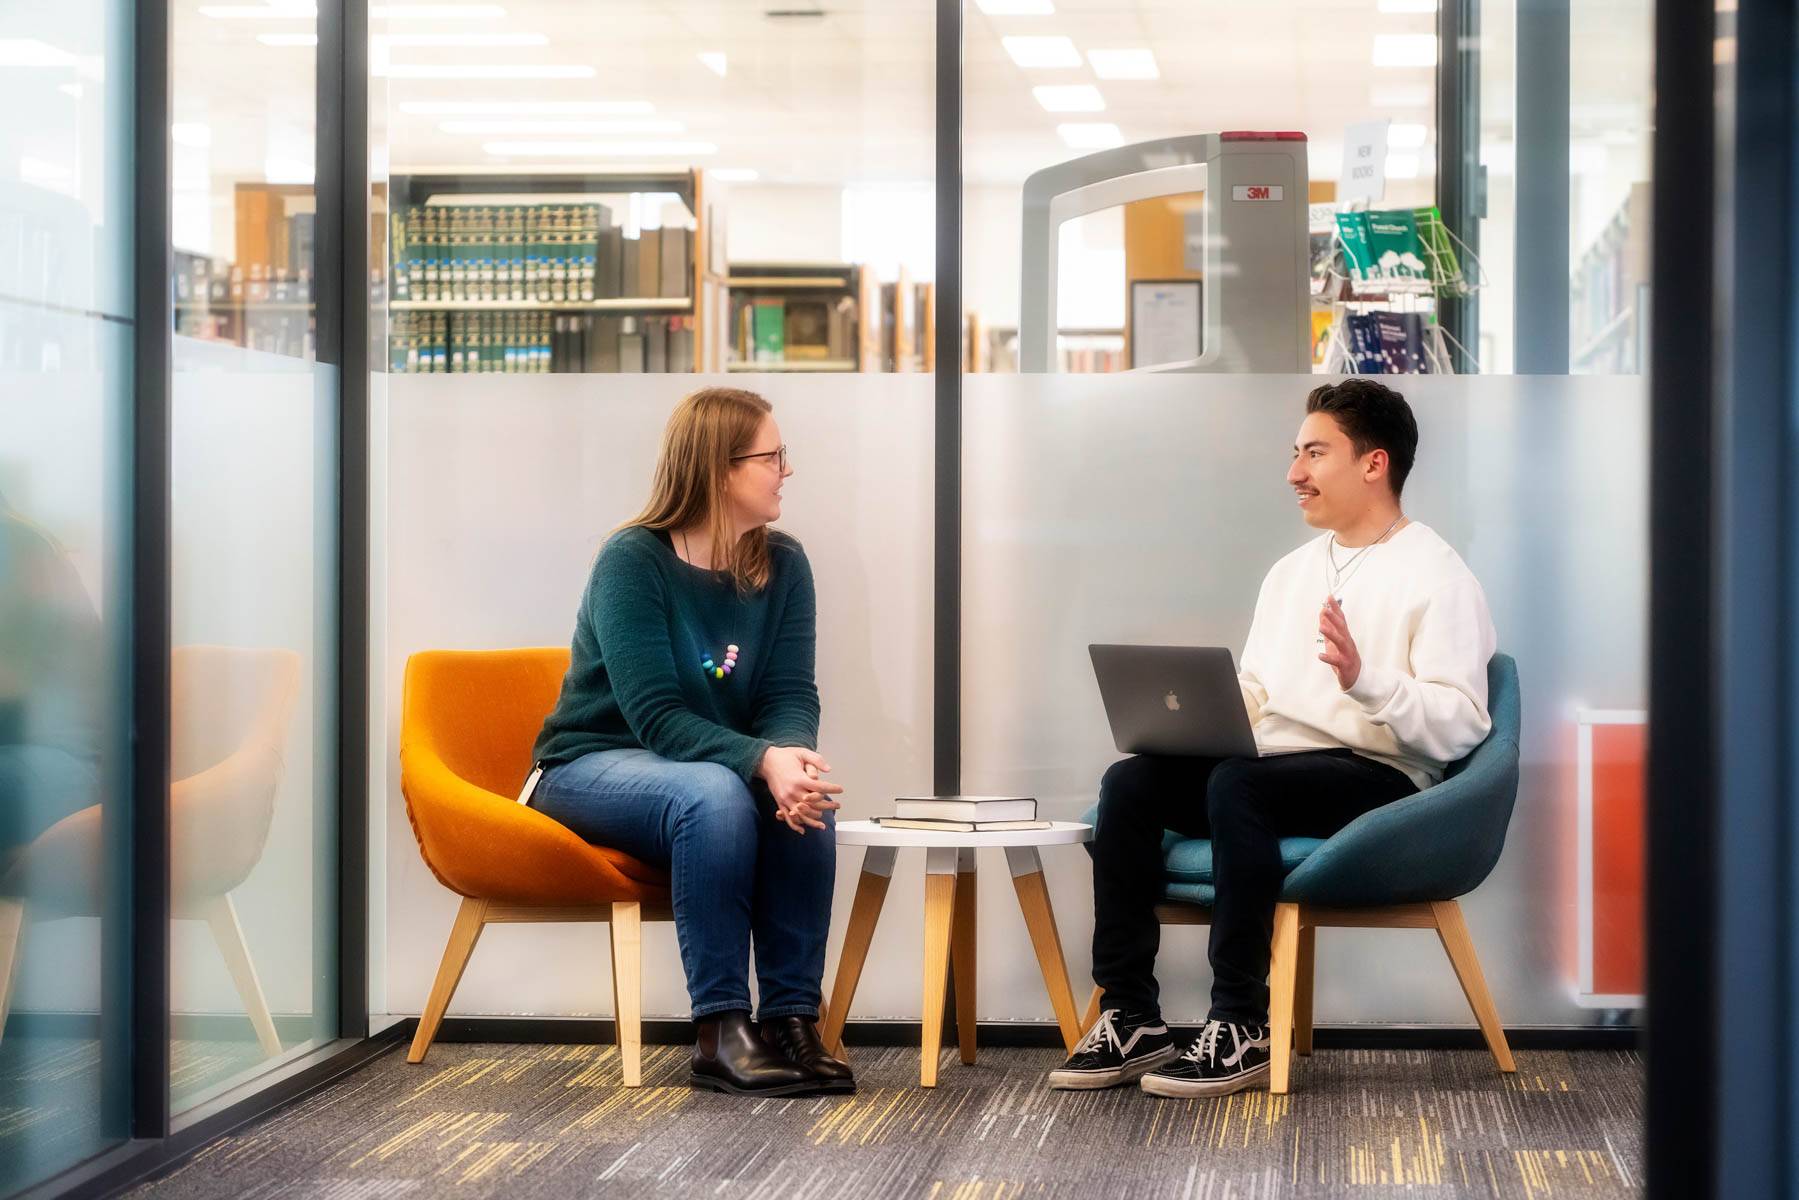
{"left": 532, "top": 748, "right": 835, "bottom": 1021}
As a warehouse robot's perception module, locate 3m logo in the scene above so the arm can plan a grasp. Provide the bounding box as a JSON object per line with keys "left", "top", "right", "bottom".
{"left": 1232, "top": 185, "right": 1284, "bottom": 201}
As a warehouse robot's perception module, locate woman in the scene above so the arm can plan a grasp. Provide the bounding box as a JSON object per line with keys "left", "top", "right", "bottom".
{"left": 528, "top": 387, "right": 852, "bottom": 1097}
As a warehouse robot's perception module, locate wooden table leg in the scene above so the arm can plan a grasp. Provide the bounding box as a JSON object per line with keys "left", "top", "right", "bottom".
{"left": 1293, "top": 920, "right": 1316, "bottom": 1057}
{"left": 1005, "top": 846, "right": 1083, "bottom": 1054}
{"left": 921, "top": 846, "right": 959, "bottom": 1087}
{"left": 952, "top": 846, "right": 977, "bottom": 1065}
{"left": 1269, "top": 902, "right": 1301, "bottom": 1094}
{"left": 820, "top": 845, "right": 896, "bottom": 1059}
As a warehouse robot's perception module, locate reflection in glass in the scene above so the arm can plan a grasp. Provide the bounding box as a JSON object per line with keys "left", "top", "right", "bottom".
{"left": 170, "top": 0, "right": 338, "bottom": 1109}
{"left": 0, "top": 0, "right": 134, "bottom": 1187}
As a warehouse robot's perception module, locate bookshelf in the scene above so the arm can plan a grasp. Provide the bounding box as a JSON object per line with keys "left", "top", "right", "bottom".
{"left": 726, "top": 262, "right": 863, "bottom": 371}
{"left": 385, "top": 169, "right": 715, "bottom": 374}
{"left": 173, "top": 182, "right": 319, "bottom": 357}
{"left": 1571, "top": 182, "right": 1651, "bottom": 375}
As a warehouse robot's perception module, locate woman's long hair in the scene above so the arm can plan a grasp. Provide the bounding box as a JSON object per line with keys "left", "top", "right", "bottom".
{"left": 619, "top": 387, "right": 776, "bottom": 592}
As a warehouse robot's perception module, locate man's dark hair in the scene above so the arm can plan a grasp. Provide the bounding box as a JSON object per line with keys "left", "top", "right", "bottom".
{"left": 1305, "top": 379, "right": 1419, "bottom": 497}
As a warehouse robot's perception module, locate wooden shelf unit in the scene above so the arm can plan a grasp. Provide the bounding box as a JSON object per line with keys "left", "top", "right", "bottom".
{"left": 386, "top": 169, "right": 718, "bottom": 374}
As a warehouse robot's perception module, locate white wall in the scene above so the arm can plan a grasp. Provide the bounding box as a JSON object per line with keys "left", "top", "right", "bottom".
{"left": 722, "top": 184, "right": 845, "bottom": 265}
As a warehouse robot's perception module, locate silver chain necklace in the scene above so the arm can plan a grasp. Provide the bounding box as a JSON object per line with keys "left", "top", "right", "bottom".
{"left": 1323, "top": 514, "right": 1404, "bottom": 599}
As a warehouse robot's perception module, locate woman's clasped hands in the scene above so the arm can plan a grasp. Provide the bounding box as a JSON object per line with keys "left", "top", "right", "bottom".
{"left": 757, "top": 744, "right": 843, "bottom": 834}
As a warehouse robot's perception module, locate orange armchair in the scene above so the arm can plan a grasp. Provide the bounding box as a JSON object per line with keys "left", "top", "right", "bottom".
{"left": 400, "top": 648, "right": 673, "bottom": 1084}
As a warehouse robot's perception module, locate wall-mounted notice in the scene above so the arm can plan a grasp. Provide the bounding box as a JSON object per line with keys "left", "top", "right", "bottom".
{"left": 1130, "top": 279, "right": 1202, "bottom": 368}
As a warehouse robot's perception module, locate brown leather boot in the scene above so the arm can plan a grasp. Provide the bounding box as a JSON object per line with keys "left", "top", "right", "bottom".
{"left": 690, "top": 1011, "right": 817, "bottom": 1096}
{"left": 759, "top": 1015, "right": 856, "bottom": 1093}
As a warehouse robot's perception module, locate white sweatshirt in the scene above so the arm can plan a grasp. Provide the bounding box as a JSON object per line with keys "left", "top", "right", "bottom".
{"left": 1237, "top": 522, "right": 1497, "bottom": 790}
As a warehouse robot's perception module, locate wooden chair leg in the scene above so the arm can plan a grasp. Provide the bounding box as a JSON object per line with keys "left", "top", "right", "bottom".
{"left": 0, "top": 899, "right": 24, "bottom": 1046}
{"left": 1268, "top": 902, "right": 1301, "bottom": 1094}
{"left": 920, "top": 851, "right": 958, "bottom": 1088}
{"left": 952, "top": 850, "right": 977, "bottom": 1065}
{"left": 1006, "top": 847, "right": 1084, "bottom": 1053}
{"left": 408, "top": 897, "right": 488, "bottom": 1064}
{"left": 610, "top": 901, "right": 643, "bottom": 1087}
{"left": 1294, "top": 921, "right": 1316, "bottom": 1056}
{"left": 201, "top": 895, "right": 283, "bottom": 1059}
{"left": 815, "top": 993, "right": 836, "bottom": 1063}
{"left": 820, "top": 847, "right": 894, "bottom": 1058}
{"left": 1431, "top": 899, "right": 1516, "bottom": 1073}
{"left": 1081, "top": 985, "right": 1103, "bottom": 1036}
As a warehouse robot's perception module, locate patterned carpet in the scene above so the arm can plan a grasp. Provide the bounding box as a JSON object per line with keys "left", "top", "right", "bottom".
{"left": 0, "top": 1033, "right": 279, "bottom": 1197}
{"left": 122, "top": 1040, "right": 1644, "bottom": 1198}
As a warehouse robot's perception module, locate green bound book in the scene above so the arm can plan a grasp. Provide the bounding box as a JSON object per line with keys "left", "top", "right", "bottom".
{"left": 752, "top": 299, "right": 785, "bottom": 362}
{"left": 1334, "top": 211, "right": 1377, "bottom": 286}
{"left": 1366, "top": 209, "right": 1429, "bottom": 284}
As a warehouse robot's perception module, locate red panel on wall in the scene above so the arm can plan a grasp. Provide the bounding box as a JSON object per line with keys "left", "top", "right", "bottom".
{"left": 1590, "top": 722, "right": 1646, "bottom": 997}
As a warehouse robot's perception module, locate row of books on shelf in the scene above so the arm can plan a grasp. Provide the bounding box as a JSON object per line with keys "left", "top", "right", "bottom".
{"left": 389, "top": 310, "right": 696, "bottom": 374}
{"left": 390, "top": 204, "right": 691, "bottom": 305}
{"left": 1572, "top": 231, "right": 1637, "bottom": 345}
{"left": 1333, "top": 205, "right": 1465, "bottom": 297}
{"left": 1330, "top": 309, "right": 1454, "bottom": 375}
{"left": 872, "top": 796, "right": 1050, "bottom": 833}
{"left": 175, "top": 251, "right": 314, "bottom": 308}
{"left": 177, "top": 305, "right": 314, "bottom": 358}
{"left": 734, "top": 295, "right": 857, "bottom": 364}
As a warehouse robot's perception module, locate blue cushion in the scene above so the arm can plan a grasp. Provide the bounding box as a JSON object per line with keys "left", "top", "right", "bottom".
{"left": 1161, "top": 833, "right": 1326, "bottom": 885}
{"left": 1077, "top": 803, "right": 1324, "bottom": 891}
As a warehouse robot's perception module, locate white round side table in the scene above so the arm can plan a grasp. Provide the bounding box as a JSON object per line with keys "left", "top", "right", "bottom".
{"left": 818, "top": 819, "right": 1094, "bottom": 1087}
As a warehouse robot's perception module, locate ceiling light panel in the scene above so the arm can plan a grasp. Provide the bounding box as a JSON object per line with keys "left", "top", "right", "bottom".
{"left": 1087, "top": 48, "right": 1158, "bottom": 80}
{"left": 399, "top": 100, "right": 654, "bottom": 116}
{"left": 1003, "top": 36, "right": 1081, "bottom": 69}
{"left": 483, "top": 140, "right": 718, "bottom": 157}
{"left": 375, "top": 32, "right": 547, "bottom": 46}
{"left": 1033, "top": 84, "right": 1104, "bottom": 113}
{"left": 382, "top": 63, "right": 595, "bottom": 79}
{"left": 440, "top": 119, "right": 685, "bottom": 135}
{"left": 1373, "top": 34, "right": 1437, "bottom": 67}
{"left": 371, "top": 4, "right": 507, "bottom": 17}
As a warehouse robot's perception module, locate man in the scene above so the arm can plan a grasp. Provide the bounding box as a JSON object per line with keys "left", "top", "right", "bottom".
{"left": 1050, "top": 378, "right": 1497, "bottom": 1098}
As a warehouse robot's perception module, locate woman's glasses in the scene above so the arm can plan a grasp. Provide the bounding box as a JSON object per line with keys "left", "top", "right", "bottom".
{"left": 731, "top": 445, "right": 789, "bottom": 472}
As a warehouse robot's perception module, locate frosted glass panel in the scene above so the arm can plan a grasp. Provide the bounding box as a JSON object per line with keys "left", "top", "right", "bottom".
{"left": 963, "top": 372, "right": 1646, "bottom": 1026}
{"left": 375, "top": 374, "right": 933, "bottom": 1021}
{"left": 0, "top": 302, "right": 131, "bottom": 1191}
{"left": 169, "top": 336, "right": 338, "bottom": 1107}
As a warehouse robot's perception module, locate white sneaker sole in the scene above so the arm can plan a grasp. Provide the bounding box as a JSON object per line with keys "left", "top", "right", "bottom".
{"left": 1139, "top": 1059, "right": 1271, "bottom": 1098}
{"left": 1047, "top": 1043, "right": 1180, "bottom": 1090}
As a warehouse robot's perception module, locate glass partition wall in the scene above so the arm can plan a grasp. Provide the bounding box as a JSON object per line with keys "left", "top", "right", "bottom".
{"left": 168, "top": 0, "right": 342, "bottom": 1113}
{"left": 0, "top": 0, "right": 137, "bottom": 1188}
{"left": 365, "top": 0, "right": 1651, "bottom": 1041}
{"left": 0, "top": 0, "right": 1669, "bottom": 1193}
{"left": 369, "top": 1, "right": 938, "bottom": 1031}
{"left": 960, "top": 0, "right": 1650, "bottom": 1030}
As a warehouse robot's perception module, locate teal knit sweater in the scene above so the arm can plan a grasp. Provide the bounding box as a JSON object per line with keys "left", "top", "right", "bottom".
{"left": 532, "top": 525, "right": 820, "bottom": 781}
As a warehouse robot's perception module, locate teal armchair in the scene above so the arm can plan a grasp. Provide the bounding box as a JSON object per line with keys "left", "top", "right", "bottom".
{"left": 1081, "top": 653, "right": 1522, "bottom": 1094}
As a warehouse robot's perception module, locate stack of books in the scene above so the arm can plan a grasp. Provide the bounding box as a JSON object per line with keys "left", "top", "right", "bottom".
{"left": 875, "top": 796, "right": 1051, "bottom": 833}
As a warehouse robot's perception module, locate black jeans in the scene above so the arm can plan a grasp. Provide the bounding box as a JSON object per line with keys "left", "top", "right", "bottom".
{"left": 1088, "top": 749, "right": 1416, "bottom": 1024}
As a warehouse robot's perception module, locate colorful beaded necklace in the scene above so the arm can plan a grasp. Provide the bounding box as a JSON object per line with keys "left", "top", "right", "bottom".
{"left": 702, "top": 644, "right": 738, "bottom": 681}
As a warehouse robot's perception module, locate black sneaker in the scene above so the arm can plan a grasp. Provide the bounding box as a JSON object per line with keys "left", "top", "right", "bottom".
{"left": 1047, "top": 1008, "right": 1178, "bottom": 1090}
{"left": 1140, "top": 1019, "right": 1271, "bottom": 1098}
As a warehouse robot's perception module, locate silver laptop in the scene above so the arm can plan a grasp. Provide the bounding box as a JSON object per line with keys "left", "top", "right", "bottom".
{"left": 1089, "top": 644, "right": 1259, "bottom": 758}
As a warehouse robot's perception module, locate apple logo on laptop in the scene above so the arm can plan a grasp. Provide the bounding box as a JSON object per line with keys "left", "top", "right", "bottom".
{"left": 1164, "top": 690, "right": 1181, "bottom": 712}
